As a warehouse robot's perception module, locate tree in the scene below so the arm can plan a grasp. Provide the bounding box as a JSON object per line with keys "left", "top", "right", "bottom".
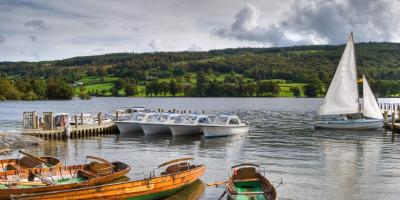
{"left": 290, "top": 86, "right": 301, "bottom": 97}
{"left": 47, "top": 78, "right": 74, "bottom": 99}
{"left": 169, "top": 79, "right": 178, "bottom": 96}
{"left": 124, "top": 84, "right": 136, "bottom": 96}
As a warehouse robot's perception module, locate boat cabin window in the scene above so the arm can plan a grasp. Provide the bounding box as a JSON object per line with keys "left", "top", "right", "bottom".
{"left": 215, "top": 117, "right": 228, "bottom": 124}
{"left": 197, "top": 117, "right": 208, "bottom": 123}
{"left": 229, "top": 118, "right": 239, "bottom": 125}
{"left": 133, "top": 113, "right": 146, "bottom": 121}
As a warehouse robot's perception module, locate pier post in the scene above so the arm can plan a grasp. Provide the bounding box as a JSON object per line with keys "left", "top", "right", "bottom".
{"left": 398, "top": 105, "right": 400, "bottom": 122}
{"left": 98, "top": 112, "right": 102, "bottom": 125}
{"left": 384, "top": 110, "right": 388, "bottom": 125}
{"left": 392, "top": 111, "right": 396, "bottom": 130}
{"left": 116, "top": 111, "right": 119, "bottom": 121}
{"left": 80, "top": 113, "right": 84, "bottom": 125}
{"left": 74, "top": 115, "right": 78, "bottom": 128}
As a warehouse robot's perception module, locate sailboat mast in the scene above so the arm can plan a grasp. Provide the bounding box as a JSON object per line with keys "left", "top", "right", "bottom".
{"left": 350, "top": 32, "right": 362, "bottom": 114}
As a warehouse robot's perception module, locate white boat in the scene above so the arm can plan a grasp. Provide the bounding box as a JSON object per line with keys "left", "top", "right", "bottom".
{"left": 315, "top": 33, "right": 383, "bottom": 129}
{"left": 69, "top": 113, "right": 95, "bottom": 125}
{"left": 115, "top": 112, "right": 152, "bottom": 132}
{"left": 140, "top": 113, "right": 180, "bottom": 135}
{"left": 167, "top": 114, "right": 209, "bottom": 136}
{"left": 105, "top": 107, "right": 146, "bottom": 121}
{"left": 200, "top": 114, "right": 249, "bottom": 138}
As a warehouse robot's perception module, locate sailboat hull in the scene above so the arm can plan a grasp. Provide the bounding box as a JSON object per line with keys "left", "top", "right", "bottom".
{"left": 314, "top": 119, "right": 383, "bottom": 130}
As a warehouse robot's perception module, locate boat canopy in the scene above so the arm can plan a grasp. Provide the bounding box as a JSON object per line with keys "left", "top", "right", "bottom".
{"left": 318, "top": 33, "right": 360, "bottom": 116}
{"left": 362, "top": 75, "right": 383, "bottom": 119}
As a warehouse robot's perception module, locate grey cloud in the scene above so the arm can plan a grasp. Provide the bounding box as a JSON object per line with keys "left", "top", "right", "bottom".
{"left": 187, "top": 43, "right": 202, "bottom": 51}
{"left": 30, "top": 35, "right": 36, "bottom": 42}
{"left": 24, "top": 19, "right": 49, "bottom": 30}
{"left": 84, "top": 22, "right": 108, "bottom": 29}
{"left": 0, "top": 34, "right": 5, "bottom": 43}
{"left": 217, "top": 0, "right": 400, "bottom": 46}
{"left": 149, "top": 38, "right": 164, "bottom": 52}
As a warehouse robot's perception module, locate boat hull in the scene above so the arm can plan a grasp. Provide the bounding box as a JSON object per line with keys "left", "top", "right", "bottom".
{"left": 141, "top": 123, "right": 171, "bottom": 135}
{"left": 168, "top": 125, "right": 202, "bottom": 136}
{"left": 314, "top": 119, "right": 383, "bottom": 130}
{"left": 1, "top": 161, "right": 130, "bottom": 200}
{"left": 201, "top": 125, "right": 249, "bottom": 138}
{"left": 12, "top": 165, "right": 205, "bottom": 200}
{"left": 114, "top": 121, "right": 142, "bottom": 132}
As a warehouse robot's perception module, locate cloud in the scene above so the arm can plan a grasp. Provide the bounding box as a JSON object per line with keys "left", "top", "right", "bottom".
{"left": 0, "top": 34, "right": 5, "bottom": 43}
{"left": 24, "top": 19, "right": 49, "bottom": 30}
{"left": 187, "top": 43, "right": 202, "bottom": 51}
{"left": 149, "top": 38, "right": 164, "bottom": 52}
{"left": 30, "top": 35, "right": 36, "bottom": 42}
{"left": 216, "top": 0, "right": 400, "bottom": 46}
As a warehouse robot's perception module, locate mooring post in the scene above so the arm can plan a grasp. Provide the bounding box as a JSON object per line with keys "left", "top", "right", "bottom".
{"left": 98, "top": 112, "right": 102, "bottom": 125}
{"left": 74, "top": 115, "right": 78, "bottom": 128}
{"left": 80, "top": 113, "right": 84, "bottom": 125}
{"left": 384, "top": 110, "right": 388, "bottom": 125}
{"left": 116, "top": 111, "right": 119, "bottom": 121}
{"left": 392, "top": 111, "right": 396, "bottom": 130}
{"left": 33, "top": 111, "right": 37, "bottom": 129}
{"left": 397, "top": 105, "right": 400, "bottom": 122}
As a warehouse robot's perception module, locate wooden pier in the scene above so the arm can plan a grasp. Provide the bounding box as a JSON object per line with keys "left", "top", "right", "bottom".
{"left": 22, "top": 123, "right": 118, "bottom": 140}
{"left": 21, "top": 111, "right": 118, "bottom": 140}
{"left": 380, "top": 103, "right": 400, "bottom": 132}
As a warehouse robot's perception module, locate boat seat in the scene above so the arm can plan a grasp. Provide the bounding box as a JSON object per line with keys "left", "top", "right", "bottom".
{"left": 77, "top": 169, "right": 98, "bottom": 179}
{"left": 84, "top": 162, "right": 113, "bottom": 176}
{"left": 233, "top": 178, "right": 260, "bottom": 182}
{"left": 234, "top": 167, "right": 259, "bottom": 180}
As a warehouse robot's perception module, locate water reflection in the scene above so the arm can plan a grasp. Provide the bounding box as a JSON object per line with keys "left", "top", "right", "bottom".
{"left": 1, "top": 98, "right": 400, "bottom": 200}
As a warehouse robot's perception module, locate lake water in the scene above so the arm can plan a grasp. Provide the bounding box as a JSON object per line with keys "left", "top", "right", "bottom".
{"left": 0, "top": 97, "right": 400, "bottom": 200}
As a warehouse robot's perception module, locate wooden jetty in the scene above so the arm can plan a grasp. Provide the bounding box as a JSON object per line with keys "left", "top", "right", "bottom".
{"left": 379, "top": 103, "right": 400, "bottom": 132}
{"left": 21, "top": 111, "right": 118, "bottom": 140}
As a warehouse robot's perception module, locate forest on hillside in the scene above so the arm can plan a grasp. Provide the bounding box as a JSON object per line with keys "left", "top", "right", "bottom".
{"left": 1, "top": 42, "right": 400, "bottom": 100}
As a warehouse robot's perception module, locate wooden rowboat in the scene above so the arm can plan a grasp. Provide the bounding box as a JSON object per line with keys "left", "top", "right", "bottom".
{"left": 226, "top": 163, "right": 277, "bottom": 200}
{"left": 0, "top": 156, "right": 130, "bottom": 200}
{"left": 11, "top": 157, "right": 205, "bottom": 200}
{"left": 0, "top": 151, "right": 62, "bottom": 177}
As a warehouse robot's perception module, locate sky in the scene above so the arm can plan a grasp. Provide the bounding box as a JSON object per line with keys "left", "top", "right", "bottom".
{"left": 0, "top": 0, "right": 399, "bottom": 61}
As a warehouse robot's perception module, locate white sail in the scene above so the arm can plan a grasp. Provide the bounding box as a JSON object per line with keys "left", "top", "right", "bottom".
{"left": 318, "top": 33, "right": 360, "bottom": 115}
{"left": 362, "top": 75, "right": 383, "bottom": 119}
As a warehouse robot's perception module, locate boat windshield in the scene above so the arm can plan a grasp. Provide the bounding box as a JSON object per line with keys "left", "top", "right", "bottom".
{"left": 132, "top": 113, "right": 147, "bottom": 121}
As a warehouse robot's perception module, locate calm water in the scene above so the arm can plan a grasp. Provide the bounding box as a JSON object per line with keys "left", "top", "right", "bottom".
{"left": 1, "top": 97, "right": 400, "bottom": 200}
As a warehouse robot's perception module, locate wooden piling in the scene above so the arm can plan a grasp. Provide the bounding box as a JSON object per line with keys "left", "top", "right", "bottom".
{"left": 74, "top": 115, "right": 78, "bottom": 128}
{"left": 98, "top": 112, "right": 102, "bottom": 125}
{"left": 80, "top": 113, "right": 84, "bottom": 125}
{"left": 384, "top": 110, "right": 388, "bottom": 125}
{"left": 116, "top": 111, "right": 119, "bottom": 121}
{"left": 392, "top": 111, "right": 396, "bottom": 130}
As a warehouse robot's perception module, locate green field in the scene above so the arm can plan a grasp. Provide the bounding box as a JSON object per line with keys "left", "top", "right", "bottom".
{"left": 75, "top": 74, "right": 305, "bottom": 97}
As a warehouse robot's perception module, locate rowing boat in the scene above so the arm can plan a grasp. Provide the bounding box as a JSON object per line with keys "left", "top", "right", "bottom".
{"left": 0, "top": 156, "right": 130, "bottom": 199}
{"left": 11, "top": 157, "right": 205, "bottom": 200}
{"left": 0, "top": 151, "right": 62, "bottom": 176}
{"left": 226, "top": 163, "right": 277, "bottom": 200}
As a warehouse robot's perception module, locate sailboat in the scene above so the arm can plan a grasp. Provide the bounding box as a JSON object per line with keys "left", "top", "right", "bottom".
{"left": 314, "top": 33, "right": 384, "bottom": 130}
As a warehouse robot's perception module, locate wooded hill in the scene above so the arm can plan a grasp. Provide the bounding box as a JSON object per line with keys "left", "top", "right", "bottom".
{"left": 1, "top": 42, "right": 400, "bottom": 100}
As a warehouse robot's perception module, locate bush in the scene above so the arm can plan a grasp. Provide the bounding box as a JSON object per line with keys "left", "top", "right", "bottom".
{"left": 23, "top": 91, "right": 39, "bottom": 100}
{"left": 0, "top": 95, "right": 5, "bottom": 101}
{"left": 47, "top": 78, "right": 75, "bottom": 99}
{"left": 79, "top": 93, "right": 91, "bottom": 100}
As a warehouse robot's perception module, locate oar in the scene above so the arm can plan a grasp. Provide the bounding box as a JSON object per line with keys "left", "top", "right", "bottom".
{"left": 206, "top": 181, "right": 226, "bottom": 187}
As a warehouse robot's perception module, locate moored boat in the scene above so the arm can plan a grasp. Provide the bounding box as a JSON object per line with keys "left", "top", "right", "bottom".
{"left": 140, "top": 113, "right": 180, "bottom": 135}
{"left": 200, "top": 114, "right": 249, "bottom": 138}
{"left": 106, "top": 107, "right": 146, "bottom": 121}
{"left": 314, "top": 33, "right": 383, "bottom": 129}
{"left": 0, "top": 150, "right": 61, "bottom": 175}
{"left": 0, "top": 156, "right": 130, "bottom": 199}
{"left": 11, "top": 158, "right": 205, "bottom": 200}
{"left": 115, "top": 112, "right": 153, "bottom": 132}
{"left": 226, "top": 163, "right": 277, "bottom": 200}
{"left": 167, "top": 114, "right": 209, "bottom": 136}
